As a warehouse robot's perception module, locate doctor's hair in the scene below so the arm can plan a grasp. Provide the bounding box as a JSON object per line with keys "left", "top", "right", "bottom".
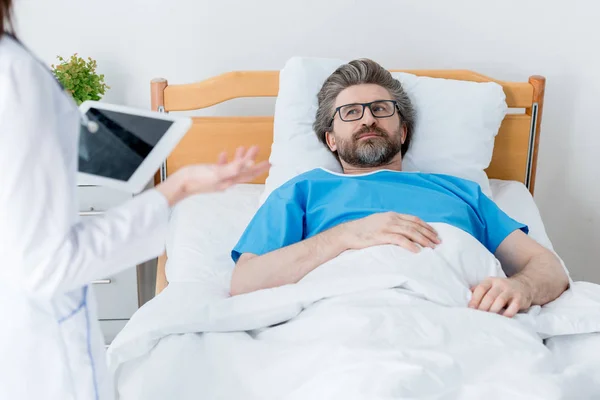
{"left": 313, "top": 58, "right": 415, "bottom": 157}
{"left": 1, "top": 0, "right": 15, "bottom": 36}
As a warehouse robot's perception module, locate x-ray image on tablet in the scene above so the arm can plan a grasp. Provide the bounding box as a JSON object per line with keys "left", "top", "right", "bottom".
{"left": 77, "top": 101, "right": 191, "bottom": 194}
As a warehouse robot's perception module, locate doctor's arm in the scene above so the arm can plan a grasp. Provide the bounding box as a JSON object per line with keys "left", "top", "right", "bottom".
{"left": 3, "top": 150, "right": 266, "bottom": 299}
{"left": 468, "top": 230, "right": 569, "bottom": 317}
{"left": 156, "top": 147, "right": 270, "bottom": 206}
{"left": 2, "top": 152, "right": 266, "bottom": 300}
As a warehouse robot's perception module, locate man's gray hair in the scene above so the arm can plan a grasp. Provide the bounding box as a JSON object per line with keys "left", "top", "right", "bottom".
{"left": 313, "top": 59, "right": 415, "bottom": 156}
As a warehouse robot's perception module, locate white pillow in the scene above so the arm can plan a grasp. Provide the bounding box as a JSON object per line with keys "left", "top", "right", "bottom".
{"left": 165, "top": 180, "right": 568, "bottom": 282}
{"left": 261, "top": 57, "right": 507, "bottom": 204}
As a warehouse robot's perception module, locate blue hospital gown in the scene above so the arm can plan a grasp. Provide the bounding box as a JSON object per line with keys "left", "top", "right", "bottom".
{"left": 232, "top": 168, "right": 528, "bottom": 262}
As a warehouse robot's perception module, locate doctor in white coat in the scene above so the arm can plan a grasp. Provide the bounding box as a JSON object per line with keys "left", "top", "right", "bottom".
{"left": 0, "top": 3, "right": 269, "bottom": 399}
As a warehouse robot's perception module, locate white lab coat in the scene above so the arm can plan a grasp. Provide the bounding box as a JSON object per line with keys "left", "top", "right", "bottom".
{"left": 0, "top": 36, "right": 169, "bottom": 399}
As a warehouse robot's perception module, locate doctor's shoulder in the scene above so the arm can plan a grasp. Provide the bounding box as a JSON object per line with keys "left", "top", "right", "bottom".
{"left": 0, "top": 36, "right": 65, "bottom": 107}
{"left": 0, "top": 35, "right": 76, "bottom": 115}
{"left": 0, "top": 35, "right": 40, "bottom": 75}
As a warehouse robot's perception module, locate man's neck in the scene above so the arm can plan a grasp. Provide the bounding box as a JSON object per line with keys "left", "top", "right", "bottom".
{"left": 341, "top": 155, "right": 403, "bottom": 175}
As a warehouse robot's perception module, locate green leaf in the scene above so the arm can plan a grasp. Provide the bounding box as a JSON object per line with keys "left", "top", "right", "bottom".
{"left": 50, "top": 52, "right": 110, "bottom": 104}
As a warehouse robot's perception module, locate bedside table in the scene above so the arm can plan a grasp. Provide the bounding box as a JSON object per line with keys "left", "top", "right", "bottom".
{"left": 78, "top": 184, "right": 140, "bottom": 345}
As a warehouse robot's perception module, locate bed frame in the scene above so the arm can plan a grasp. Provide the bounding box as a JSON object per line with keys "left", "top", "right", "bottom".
{"left": 150, "top": 69, "right": 546, "bottom": 296}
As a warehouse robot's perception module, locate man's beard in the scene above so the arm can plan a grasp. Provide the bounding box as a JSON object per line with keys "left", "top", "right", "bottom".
{"left": 335, "top": 125, "right": 403, "bottom": 168}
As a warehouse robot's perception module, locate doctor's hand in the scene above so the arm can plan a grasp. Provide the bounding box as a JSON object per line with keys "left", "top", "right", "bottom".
{"left": 468, "top": 276, "right": 533, "bottom": 318}
{"left": 156, "top": 146, "right": 270, "bottom": 206}
{"left": 336, "top": 212, "right": 441, "bottom": 253}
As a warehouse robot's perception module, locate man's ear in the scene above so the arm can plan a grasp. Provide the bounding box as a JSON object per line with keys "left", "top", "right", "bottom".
{"left": 325, "top": 131, "right": 337, "bottom": 151}
{"left": 400, "top": 125, "right": 407, "bottom": 144}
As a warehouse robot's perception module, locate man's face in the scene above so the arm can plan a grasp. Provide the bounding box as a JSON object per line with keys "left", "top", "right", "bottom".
{"left": 326, "top": 84, "right": 406, "bottom": 168}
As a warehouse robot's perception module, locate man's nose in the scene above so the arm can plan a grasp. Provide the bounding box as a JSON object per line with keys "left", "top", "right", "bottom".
{"left": 360, "top": 106, "right": 377, "bottom": 125}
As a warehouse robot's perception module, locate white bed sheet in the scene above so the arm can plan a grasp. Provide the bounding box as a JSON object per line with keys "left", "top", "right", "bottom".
{"left": 107, "top": 180, "right": 600, "bottom": 399}
{"left": 109, "top": 282, "right": 600, "bottom": 400}
{"left": 109, "top": 265, "right": 600, "bottom": 399}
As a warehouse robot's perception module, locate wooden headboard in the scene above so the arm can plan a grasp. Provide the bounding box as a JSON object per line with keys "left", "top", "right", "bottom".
{"left": 150, "top": 69, "right": 546, "bottom": 296}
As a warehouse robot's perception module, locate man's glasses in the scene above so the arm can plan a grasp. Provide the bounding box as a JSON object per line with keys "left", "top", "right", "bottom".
{"left": 329, "top": 100, "right": 399, "bottom": 126}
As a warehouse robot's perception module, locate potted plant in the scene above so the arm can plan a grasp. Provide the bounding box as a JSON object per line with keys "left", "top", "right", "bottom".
{"left": 51, "top": 54, "right": 110, "bottom": 105}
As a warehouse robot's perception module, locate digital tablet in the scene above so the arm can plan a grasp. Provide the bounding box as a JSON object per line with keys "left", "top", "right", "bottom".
{"left": 77, "top": 101, "right": 192, "bottom": 194}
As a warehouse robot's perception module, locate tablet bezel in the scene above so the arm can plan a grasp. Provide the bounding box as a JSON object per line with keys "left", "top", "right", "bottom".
{"left": 77, "top": 100, "right": 191, "bottom": 194}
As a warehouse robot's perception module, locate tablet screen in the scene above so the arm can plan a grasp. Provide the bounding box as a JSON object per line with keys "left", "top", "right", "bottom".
{"left": 78, "top": 108, "right": 174, "bottom": 182}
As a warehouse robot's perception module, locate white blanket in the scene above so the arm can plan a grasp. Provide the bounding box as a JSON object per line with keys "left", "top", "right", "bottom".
{"left": 108, "top": 224, "right": 600, "bottom": 399}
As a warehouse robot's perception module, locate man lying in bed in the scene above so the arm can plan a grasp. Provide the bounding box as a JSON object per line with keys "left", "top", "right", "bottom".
{"left": 230, "top": 58, "right": 569, "bottom": 317}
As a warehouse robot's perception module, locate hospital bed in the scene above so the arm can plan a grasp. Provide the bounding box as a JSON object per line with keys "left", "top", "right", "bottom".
{"left": 106, "top": 65, "right": 600, "bottom": 399}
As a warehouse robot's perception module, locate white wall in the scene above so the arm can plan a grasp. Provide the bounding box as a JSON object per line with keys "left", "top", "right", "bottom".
{"left": 14, "top": 0, "right": 599, "bottom": 282}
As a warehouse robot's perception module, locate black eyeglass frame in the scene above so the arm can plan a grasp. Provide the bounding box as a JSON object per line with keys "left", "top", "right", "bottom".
{"left": 328, "top": 100, "right": 401, "bottom": 127}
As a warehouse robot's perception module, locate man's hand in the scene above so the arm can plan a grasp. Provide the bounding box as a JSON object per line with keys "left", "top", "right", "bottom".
{"left": 468, "top": 276, "right": 534, "bottom": 318}
{"left": 337, "top": 212, "right": 441, "bottom": 253}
